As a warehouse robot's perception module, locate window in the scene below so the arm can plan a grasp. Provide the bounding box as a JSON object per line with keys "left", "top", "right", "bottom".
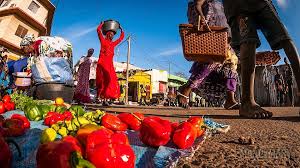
{"left": 15, "top": 25, "right": 28, "bottom": 38}
{"left": 0, "top": 0, "right": 11, "bottom": 7}
{"left": 28, "top": 1, "right": 40, "bottom": 14}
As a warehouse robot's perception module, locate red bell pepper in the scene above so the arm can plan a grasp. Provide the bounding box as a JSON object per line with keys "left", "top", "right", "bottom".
{"left": 139, "top": 117, "right": 172, "bottom": 147}
{"left": 63, "top": 111, "right": 73, "bottom": 121}
{"left": 171, "top": 122, "right": 180, "bottom": 136}
{"left": 117, "top": 112, "right": 144, "bottom": 130}
{"left": 4, "top": 102, "right": 15, "bottom": 111}
{"left": 101, "top": 114, "right": 128, "bottom": 131}
{"left": 37, "top": 140, "right": 95, "bottom": 168}
{"left": 3, "top": 119, "right": 26, "bottom": 137}
{"left": 2, "top": 95, "right": 11, "bottom": 104}
{"left": 0, "top": 102, "right": 6, "bottom": 114}
{"left": 63, "top": 136, "right": 84, "bottom": 155}
{"left": 187, "top": 117, "right": 206, "bottom": 137}
{"left": 0, "top": 135, "right": 12, "bottom": 168}
{"left": 0, "top": 135, "right": 21, "bottom": 168}
{"left": 86, "top": 129, "right": 135, "bottom": 168}
{"left": 172, "top": 122, "right": 197, "bottom": 149}
{"left": 11, "top": 114, "right": 30, "bottom": 129}
{"left": 44, "top": 112, "right": 59, "bottom": 126}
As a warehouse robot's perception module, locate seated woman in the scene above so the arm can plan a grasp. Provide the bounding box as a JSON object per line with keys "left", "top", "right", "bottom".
{"left": 178, "top": 0, "right": 239, "bottom": 109}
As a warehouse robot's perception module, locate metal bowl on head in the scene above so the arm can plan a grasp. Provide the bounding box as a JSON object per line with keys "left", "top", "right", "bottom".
{"left": 102, "top": 20, "right": 120, "bottom": 35}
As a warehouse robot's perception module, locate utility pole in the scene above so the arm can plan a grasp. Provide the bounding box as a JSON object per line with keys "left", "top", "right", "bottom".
{"left": 125, "top": 36, "right": 131, "bottom": 105}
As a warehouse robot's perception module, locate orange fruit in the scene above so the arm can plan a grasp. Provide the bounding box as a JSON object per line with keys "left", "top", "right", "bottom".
{"left": 55, "top": 97, "right": 64, "bottom": 105}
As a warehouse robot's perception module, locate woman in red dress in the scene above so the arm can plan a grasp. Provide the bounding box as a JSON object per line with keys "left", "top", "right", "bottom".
{"left": 96, "top": 22, "right": 124, "bottom": 106}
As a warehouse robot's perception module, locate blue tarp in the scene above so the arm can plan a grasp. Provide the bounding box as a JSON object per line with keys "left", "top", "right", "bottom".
{"left": 3, "top": 110, "right": 207, "bottom": 168}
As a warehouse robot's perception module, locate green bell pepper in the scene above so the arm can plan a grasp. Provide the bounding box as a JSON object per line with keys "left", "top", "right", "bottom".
{"left": 69, "top": 106, "right": 85, "bottom": 117}
{"left": 37, "top": 105, "right": 51, "bottom": 118}
{"left": 55, "top": 106, "right": 67, "bottom": 114}
{"left": 24, "top": 104, "right": 43, "bottom": 121}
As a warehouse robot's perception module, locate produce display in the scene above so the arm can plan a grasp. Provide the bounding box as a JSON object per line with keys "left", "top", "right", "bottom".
{"left": 2, "top": 95, "right": 208, "bottom": 168}
{"left": 0, "top": 95, "right": 15, "bottom": 114}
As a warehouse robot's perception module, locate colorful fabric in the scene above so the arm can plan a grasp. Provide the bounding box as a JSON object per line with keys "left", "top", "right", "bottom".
{"left": 31, "top": 57, "right": 73, "bottom": 84}
{"left": 96, "top": 25, "right": 124, "bottom": 99}
{"left": 35, "top": 36, "right": 72, "bottom": 58}
{"left": 20, "top": 34, "right": 35, "bottom": 47}
{"left": 74, "top": 57, "right": 92, "bottom": 103}
{"left": 187, "top": 0, "right": 231, "bottom": 37}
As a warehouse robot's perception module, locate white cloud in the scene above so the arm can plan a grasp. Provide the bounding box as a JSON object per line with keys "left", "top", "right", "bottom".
{"left": 71, "top": 26, "right": 97, "bottom": 39}
{"left": 157, "top": 47, "right": 182, "bottom": 56}
{"left": 276, "top": 0, "right": 288, "bottom": 9}
{"left": 56, "top": 24, "right": 97, "bottom": 41}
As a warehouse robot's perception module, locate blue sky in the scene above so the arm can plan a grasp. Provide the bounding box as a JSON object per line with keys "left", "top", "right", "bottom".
{"left": 50, "top": 0, "right": 300, "bottom": 76}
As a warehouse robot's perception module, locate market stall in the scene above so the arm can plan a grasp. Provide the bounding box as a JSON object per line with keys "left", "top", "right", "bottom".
{"left": 0, "top": 92, "right": 230, "bottom": 168}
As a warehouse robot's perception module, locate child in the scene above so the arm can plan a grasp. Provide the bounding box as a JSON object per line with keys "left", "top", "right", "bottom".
{"left": 222, "top": 0, "right": 300, "bottom": 118}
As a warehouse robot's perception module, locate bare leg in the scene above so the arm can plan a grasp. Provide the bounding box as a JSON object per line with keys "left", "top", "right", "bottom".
{"left": 239, "top": 42, "right": 273, "bottom": 118}
{"left": 177, "top": 83, "right": 192, "bottom": 108}
{"left": 224, "top": 91, "right": 239, "bottom": 109}
{"left": 281, "top": 40, "right": 300, "bottom": 106}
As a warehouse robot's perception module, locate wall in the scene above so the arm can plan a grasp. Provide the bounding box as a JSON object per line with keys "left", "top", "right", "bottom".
{"left": 0, "top": 0, "right": 49, "bottom": 26}
{"left": 2, "top": 15, "right": 39, "bottom": 47}
{"left": 146, "top": 69, "right": 168, "bottom": 94}
{"left": 0, "top": 15, "right": 12, "bottom": 38}
{"left": 119, "top": 71, "right": 152, "bottom": 102}
{"left": 16, "top": 0, "right": 48, "bottom": 26}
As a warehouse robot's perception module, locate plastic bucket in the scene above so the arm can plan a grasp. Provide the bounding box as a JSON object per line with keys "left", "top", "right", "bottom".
{"left": 13, "top": 72, "right": 32, "bottom": 87}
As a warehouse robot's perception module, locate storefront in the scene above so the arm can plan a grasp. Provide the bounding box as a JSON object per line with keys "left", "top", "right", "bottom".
{"left": 118, "top": 71, "right": 152, "bottom": 103}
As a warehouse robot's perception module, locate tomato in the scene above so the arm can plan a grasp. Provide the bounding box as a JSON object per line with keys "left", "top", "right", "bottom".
{"left": 4, "top": 102, "right": 15, "bottom": 111}
{"left": 0, "top": 102, "right": 6, "bottom": 114}
{"left": 2, "top": 95, "right": 11, "bottom": 104}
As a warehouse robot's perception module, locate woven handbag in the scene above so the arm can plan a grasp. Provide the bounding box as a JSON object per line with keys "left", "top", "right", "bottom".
{"left": 255, "top": 51, "right": 280, "bottom": 65}
{"left": 179, "top": 16, "right": 228, "bottom": 63}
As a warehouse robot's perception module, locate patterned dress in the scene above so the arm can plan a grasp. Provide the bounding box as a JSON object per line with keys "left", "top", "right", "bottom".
{"left": 187, "top": 0, "right": 238, "bottom": 103}
{"left": 74, "top": 57, "right": 92, "bottom": 103}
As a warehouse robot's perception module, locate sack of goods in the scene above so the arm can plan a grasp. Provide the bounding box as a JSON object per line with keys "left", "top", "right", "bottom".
{"left": 29, "top": 36, "right": 73, "bottom": 84}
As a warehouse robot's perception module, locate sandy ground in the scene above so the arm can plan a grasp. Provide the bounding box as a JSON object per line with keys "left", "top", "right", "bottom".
{"left": 87, "top": 105, "right": 300, "bottom": 168}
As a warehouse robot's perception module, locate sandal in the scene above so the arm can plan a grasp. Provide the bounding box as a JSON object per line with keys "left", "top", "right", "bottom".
{"left": 225, "top": 103, "right": 240, "bottom": 110}
{"left": 177, "top": 91, "right": 190, "bottom": 109}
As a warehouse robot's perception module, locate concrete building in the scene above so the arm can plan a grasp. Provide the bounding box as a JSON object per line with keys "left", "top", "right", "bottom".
{"left": 146, "top": 69, "right": 168, "bottom": 99}
{"left": 0, "top": 0, "right": 55, "bottom": 60}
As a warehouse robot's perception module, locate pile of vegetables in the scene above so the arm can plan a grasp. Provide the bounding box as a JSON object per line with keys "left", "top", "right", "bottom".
{"left": 0, "top": 95, "right": 15, "bottom": 114}
{"left": 2, "top": 93, "right": 209, "bottom": 168}
{"left": 41, "top": 109, "right": 106, "bottom": 142}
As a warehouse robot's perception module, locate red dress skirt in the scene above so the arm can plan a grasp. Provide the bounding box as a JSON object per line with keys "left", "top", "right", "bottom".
{"left": 96, "top": 24, "right": 124, "bottom": 99}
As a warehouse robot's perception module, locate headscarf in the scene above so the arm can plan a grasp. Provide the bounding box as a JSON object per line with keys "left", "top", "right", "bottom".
{"left": 20, "top": 34, "right": 35, "bottom": 47}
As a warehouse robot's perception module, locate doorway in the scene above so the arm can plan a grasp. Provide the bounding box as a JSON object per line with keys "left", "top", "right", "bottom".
{"left": 128, "top": 82, "right": 138, "bottom": 102}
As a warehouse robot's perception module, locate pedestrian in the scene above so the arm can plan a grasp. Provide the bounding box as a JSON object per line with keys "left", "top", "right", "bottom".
{"left": 0, "top": 64, "right": 12, "bottom": 96}
{"left": 73, "top": 48, "right": 94, "bottom": 104}
{"left": 222, "top": 0, "right": 300, "bottom": 118}
{"left": 96, "top": 22, "right": 124, "bottom": 106}
{"left": 178, "top": 0, "right": 239, "bottom": 110}
{"left": 274, "top": 68, "right": 285, "bottom": 106}
{"left": 139, "top": 85, "right": 147, "bottom": 106}
{"left": 283, "top": 58, "right": 294, "bottom": 106}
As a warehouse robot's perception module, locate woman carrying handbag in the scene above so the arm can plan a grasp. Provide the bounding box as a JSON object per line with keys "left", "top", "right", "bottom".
{"left": 178, "top": 0, "right": 239, "bottom": 109}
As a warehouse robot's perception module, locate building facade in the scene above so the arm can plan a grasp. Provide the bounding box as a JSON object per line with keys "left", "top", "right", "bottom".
{"left": 0, "top": 0, "right": 55, "bottom": 60}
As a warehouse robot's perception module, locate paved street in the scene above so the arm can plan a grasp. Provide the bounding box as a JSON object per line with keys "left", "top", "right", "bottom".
{"left": 88, "top": 105, "right": 300, "bottom": 167}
